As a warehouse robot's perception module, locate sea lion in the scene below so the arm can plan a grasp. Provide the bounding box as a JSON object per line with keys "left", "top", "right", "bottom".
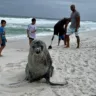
{"left": 25, "top": 40, "right": 67, "bottom": 86}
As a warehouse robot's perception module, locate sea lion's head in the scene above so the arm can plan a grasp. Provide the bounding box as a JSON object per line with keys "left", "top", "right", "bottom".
{"left": 30, "top": 40, "right": 47, "bottom": 55}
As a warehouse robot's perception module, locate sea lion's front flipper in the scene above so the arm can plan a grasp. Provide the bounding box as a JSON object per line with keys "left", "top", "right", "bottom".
{"left": 47, "top": 80, "right": 68, "bottom": 86}
{"left": 25, "top": 64, "right": 34, "bottom": 82}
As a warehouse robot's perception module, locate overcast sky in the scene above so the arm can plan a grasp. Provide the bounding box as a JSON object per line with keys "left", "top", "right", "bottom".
{"left": 0, "top": 0, "right": 96, "bottom": 21}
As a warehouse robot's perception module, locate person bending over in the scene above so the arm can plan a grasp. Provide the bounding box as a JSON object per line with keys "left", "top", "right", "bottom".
{"left": 54, "top": 18, "right": 70, "bottom": 46}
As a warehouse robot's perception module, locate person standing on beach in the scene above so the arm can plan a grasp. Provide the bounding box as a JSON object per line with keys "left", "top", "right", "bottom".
{"left": 66, "top": 5, "right": 80, "bottom": 48}
{"left": 0, "top": 20, "right": 7, "bottom": 56}
{"left": 27, "top": 18, "right": 36, "bottom": 45}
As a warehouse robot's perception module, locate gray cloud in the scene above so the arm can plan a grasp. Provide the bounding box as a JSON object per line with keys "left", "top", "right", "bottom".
{"left": 0, "top": 0, "right": 96, "bottom": 21}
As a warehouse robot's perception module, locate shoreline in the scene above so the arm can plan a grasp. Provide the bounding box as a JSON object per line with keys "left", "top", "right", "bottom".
{"left": 1, "top": 15, "right": 96, "bottom": 22}
{"left": 6, "top": 29, "right": 96, "bottom": 42}
{"left": 6, "top": 29, "right": 96, "bottom": 49}
{"left": 6, "top": 35, "right": 58, "bottom": 49}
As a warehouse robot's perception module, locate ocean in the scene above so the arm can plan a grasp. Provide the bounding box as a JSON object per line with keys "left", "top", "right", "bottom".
{"left": 0, "top": 16, "right": 96, "bottom": 40}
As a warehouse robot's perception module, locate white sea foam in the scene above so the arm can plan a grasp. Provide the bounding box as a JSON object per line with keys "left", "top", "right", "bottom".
{"left": 0, "top": 17, "right": 57, "bottom": 26}
{"left": 0, "top": 16, "right": 96, "bottom": 40}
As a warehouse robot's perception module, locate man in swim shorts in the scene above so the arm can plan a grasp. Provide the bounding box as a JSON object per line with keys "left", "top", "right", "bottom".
{"left": 66, "top": 5, "right": 80, "bottom": 48}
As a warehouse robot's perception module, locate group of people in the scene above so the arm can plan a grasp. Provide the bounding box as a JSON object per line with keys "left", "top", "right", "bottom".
{"left": 53, "top": 4, "right": 80, "bottom": 48}
{"left": 27, "top": 4, "right": 80, "bottom": 48}
{"left": 0, "top": 4, "right": 80, "bottom": 56}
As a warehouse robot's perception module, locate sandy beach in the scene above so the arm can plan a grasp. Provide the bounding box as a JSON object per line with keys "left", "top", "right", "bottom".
{"left": 0, "top": 30, "right": 96, "bottom": 96}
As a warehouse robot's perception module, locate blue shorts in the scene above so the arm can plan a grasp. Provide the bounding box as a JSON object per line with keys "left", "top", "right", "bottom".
{"left": 59, "top": 35, "right": 64, "bottom": 40}
{"left": 1, "top": 39, "right": 6, "bottom": 46}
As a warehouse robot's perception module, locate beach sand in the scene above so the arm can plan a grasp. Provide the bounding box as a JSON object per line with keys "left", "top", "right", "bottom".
{"left": 0, "top": 31, "right": 96, "bottom": 96}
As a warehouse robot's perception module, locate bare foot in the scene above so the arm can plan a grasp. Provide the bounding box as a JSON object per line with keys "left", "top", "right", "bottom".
{"left": 64, "top": 45, "right": 70, "bottom": 48}
{"left": 76, "top": 46, "right": 80, "bottom": 48}
{"left": 0, "top": 55, "right": 3, "bottom": 57}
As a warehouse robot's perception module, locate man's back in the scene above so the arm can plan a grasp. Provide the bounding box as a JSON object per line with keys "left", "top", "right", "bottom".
{"left": 55, "top": 18, "right": 68, "bottom": 28}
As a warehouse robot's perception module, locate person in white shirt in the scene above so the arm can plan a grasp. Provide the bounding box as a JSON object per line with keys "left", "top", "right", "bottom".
{"left": 27, "top": 18, "right": 36, "bottom": 45}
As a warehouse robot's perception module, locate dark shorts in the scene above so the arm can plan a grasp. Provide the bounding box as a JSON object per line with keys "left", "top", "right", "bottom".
{"left": 59, "top": 35, "right": 64, "bottom": 40}
{"left": 29, "top": 38, "right": 34, "bottom": 41}
{"left": 1, "top": 39, "right": 6, "bottom": 46}
{"left": 54, "top": 26, "right": 65, "bottom": 36}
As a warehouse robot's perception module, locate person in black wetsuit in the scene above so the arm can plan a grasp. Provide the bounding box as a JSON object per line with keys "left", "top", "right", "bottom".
{"left": 54, "top": 18, "right": 70, "bottom": 46}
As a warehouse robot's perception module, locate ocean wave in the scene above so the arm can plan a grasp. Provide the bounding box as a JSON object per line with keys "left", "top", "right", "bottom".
{"left": 1, "top": 16, "right": 96, "bottom": 29}
{"left": 0, "top": 17, "right": 57, "bottom": 26}
{"left": 1, "top": 16, "right": 96, "bottom": 40}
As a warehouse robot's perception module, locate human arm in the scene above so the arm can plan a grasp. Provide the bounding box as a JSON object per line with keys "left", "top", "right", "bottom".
{"left": 31, "top": 26, "right": 37, "bottom": 33}
{"left": 27, "top": 25, "right": 30, "bottom": 38}
{"left": 65, "top": 20, "right": 70, "bottom": 33}
{"left": 31, "top": 30, "right": 36, "bottom": 33}
{"left": 64, "top": 18, "right": 70, "bottom": 33}
{"left": 0, "top": 36, "right": 2, "bottom": 44}
{"left": 75, "top": 12, "right": 80, "bottom": 32}
{"left": 4, "top": 31, "right": 7, "bottom": 42}
{"left": 27, "top": 29, "right": 29, "bottom": 38}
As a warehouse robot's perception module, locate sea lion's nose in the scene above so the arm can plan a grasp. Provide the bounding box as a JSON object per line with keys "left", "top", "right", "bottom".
{"left": 36, "top": 48, "right": 40, "bottom": 54}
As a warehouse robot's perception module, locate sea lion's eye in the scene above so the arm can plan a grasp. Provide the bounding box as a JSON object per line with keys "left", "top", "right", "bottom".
{"left": 41, "top": 45, "right": 43, "bottom": 50}
{"left": 32, "top": 46, "right": 35, "bottom": 49}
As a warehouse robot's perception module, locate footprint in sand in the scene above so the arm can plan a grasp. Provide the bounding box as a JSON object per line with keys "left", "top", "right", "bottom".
{"left": 6, "top": 63, "right": 14, "bottom": 68}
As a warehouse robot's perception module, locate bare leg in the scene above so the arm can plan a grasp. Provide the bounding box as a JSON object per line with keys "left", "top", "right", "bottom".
{"left": 58, "top": 38, "right": 61, "bottom": 46}
{"left": 0, "top": 46, "right": 5, "bottom": 56}
{"left": 29, "top": 39, "right": 32, "bottom": 46}
{"left": 64, "top": 35, "right": 67, "bottom": 45}
{"left": 65, "top": 35, "right": 70, "bottom": 48}
{"left": 76, "top": 36, "right": 80, "bottom": 48}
